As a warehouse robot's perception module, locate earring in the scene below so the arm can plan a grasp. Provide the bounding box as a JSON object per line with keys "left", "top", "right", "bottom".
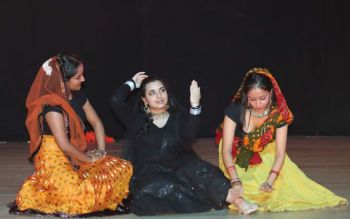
{"left": 143, "top": 105, "right": 150, "bottom": 114}
{"left": 166, "top": 104, "right": 170, "bottom": 110}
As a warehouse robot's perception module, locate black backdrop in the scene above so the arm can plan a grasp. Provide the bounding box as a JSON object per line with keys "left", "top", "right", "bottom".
{"left": 1, "top": 0, "right": 350, "bottom": 141}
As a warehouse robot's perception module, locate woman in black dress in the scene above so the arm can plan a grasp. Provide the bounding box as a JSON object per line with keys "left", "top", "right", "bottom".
{"left": 110, "top": 72, "right": 257, "bottom": 215}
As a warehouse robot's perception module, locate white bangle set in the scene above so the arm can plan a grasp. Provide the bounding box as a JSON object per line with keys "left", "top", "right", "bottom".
{"left": 190, "top": 106, "right": 202, "bottom": 115}
{"left": 124, "top": 80, "right": 135, "bottom": 91}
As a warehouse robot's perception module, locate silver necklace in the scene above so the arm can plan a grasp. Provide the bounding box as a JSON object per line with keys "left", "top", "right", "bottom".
{"left": 250, "top": 108, "right": 269, "bottom": 118}
{"left": 151, "top": 111, "right": 169, "bottom": 121}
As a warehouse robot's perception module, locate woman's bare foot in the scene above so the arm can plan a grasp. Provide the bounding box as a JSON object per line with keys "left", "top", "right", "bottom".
{"left": 226, "top": 189, "right": 257, "bottom": 215}
{"left": 234, "top": 198, "right": 258, "bottom": 215}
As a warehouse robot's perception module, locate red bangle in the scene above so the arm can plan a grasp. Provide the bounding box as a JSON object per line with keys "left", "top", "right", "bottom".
{"left": 270, "top": 170, "right": 280, "bottom": 176}
{"left": 226, "top": 165, "right": 236, "bottom": 172}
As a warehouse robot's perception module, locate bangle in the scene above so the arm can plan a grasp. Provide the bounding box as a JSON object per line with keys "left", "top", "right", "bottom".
{"left": 131, "top": 79, "right": 138, "bottom": 88}
{"left": 190, "top": 105, "right": 202, "bottom": 115}
{"left": 230, "top": 177, "right": 240, "bottom": 182}
{"left": 226, "top": 165, "right": 236, "bottom": 172}
{"left": 88, "top": 154, "right": 96, "bottom": 162}
{"left": 124, "top": 80, "right": 135, "bottom": 91}
{"left": 191, "top": 105, "right": 201, "bottom": 109}
{"left": 270, "top": 170, "right": 280, "bottom": 177}
{"left": 230, "top": 179, "right": 242, "bottom": 187}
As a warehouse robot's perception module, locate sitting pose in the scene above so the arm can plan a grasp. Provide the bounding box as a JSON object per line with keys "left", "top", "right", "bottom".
{"left": 218, "top": 68, "right": 347, "bottom": 212}
{"left": 110, "top": 72, "right": 258, "bottom": 215}
{"left": 10, "top": 54, "right": 132, "bottom": 217}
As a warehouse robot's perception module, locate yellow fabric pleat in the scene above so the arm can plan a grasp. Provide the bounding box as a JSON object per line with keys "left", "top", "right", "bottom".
{"left": 16, "top": 135, "right": 133, "bottom": 215}
{"left": 218, "top": 139, "right": 347, "bottom": 212}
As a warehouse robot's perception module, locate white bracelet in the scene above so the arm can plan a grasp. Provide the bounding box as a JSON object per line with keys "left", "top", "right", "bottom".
{"left": 124, "top": 80, "right": 135, "bottom": 91}
{"left": 190, "top": 107, "right": 202, "bottom": 115}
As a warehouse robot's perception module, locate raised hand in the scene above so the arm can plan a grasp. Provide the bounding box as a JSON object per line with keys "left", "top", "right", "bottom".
{"left": 132, "top": 72, "right": 148, "bottom": 88}
{"left": 190, "top": 80, "right": 201, "bottom": 107}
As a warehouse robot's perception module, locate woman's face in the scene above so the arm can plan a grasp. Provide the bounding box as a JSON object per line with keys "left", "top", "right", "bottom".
{"left": 66, "top": 64, "right": 85, "bottom": 91}
{"left": 142, "top": 80, "right": 168, "bottom": 113}
{"left": 247, "top": 87, "right": 271, "bottom": 112}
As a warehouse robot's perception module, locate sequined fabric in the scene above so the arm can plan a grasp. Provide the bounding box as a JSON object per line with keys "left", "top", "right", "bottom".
{"left": 14, "top": 135, "right": 132, "bottom": 216}
{"left": 130, "top": 154, "right": 231, "bottom": 215}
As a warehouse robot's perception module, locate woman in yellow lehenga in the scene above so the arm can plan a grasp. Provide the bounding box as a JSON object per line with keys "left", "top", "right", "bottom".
{"left": 9, "top": 54, "right": 132, "bottom": 217}
{"left": 218, "top": 68, "right": 347, "bottom": 213}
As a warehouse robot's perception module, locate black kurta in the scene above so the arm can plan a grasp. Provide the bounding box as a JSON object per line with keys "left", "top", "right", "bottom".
{"left": 110, "top": 84, "right": 230, "bottom": 215}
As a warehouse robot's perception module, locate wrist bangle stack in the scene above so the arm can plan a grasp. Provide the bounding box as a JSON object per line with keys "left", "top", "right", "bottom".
{"left": 124, "top": 80, "right": 136, "bottom": 91}
{"left": 191, "top": 105, "right": 201, "bottom": 109}
{"left": 190, "top": 105, "right": 202, "bottom": 115}
{"left": 131, "top": 79, "right": 137, "bottom": 88}
{"left": 230, "top": 178, "right": 242, "bottom": 187}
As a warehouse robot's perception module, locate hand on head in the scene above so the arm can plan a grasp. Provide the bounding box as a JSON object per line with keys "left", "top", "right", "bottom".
{"left": 132, "top": 72, "right": 148, "bottom": 88}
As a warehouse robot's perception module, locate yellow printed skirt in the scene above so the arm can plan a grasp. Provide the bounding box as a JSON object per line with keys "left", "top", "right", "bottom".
{"left": 218, "top": 140, "right": 347, "bottom": 212}
{"left": 14, "top": 135, "right": 133, "bottom": 216}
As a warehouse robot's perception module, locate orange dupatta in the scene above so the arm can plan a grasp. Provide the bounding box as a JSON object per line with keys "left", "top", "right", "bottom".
{"left": 26, "top": 56, "right": 87, "bottom": 159}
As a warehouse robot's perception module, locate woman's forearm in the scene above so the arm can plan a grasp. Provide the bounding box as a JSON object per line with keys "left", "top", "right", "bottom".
{"left": 222, "top": 116, "right": 239, "bottom": 180}
{"left": 92, "top": 120, "right": 106, "bottom": 151}
{"left": 268, "top": 125, "right": 288, "bottom": 184}
{"left": 59, "top": 141, "right": 92, "bottom": 162}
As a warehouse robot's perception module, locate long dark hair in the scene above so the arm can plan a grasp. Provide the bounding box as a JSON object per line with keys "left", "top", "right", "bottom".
{"left": 236, "top": 72, "right": 274, "bottom": 130}
{"left": 56, "top": 53, "right": 83, "bottom": 80}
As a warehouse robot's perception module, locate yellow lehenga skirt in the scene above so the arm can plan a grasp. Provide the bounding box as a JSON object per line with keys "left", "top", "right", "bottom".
{"left": 15, "top": 135, "right": 133, "bottom": 215}
{"left": 218, "top": 140, "right": 347, "bottom": 212}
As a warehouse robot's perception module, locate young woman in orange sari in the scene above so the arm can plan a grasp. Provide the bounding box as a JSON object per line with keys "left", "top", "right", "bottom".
{"left": 10, "top": 54, "right": 132, "bottom": 217}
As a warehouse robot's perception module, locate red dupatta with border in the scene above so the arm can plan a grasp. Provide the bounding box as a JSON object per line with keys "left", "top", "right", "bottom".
{"left": 216, "top": 68, "right": 293, "bottom": 169}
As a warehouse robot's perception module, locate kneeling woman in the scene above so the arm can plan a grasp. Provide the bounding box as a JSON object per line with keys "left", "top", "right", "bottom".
{"left": 110, "top": 72, "right": 257, "bottom": 215}
{"left": 10, "top": 55, "right": 132, "bottom": 217}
